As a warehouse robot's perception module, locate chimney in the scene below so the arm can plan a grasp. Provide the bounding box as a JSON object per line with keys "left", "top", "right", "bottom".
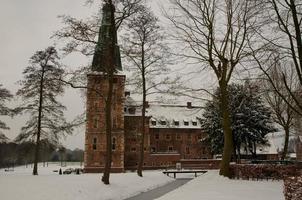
{"left": 144, "top": 101, "right": 149, "bottom": 108}
{"left": 125, "top": 91, "right": 130, "bottom": 97}
{"left": 187, "top": 102, "right": 192, "bottom": 108}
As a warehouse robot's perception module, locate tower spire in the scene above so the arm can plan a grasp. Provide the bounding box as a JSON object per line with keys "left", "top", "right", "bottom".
{"left": 91, "top": 3, "right": 122, "bottom": 72}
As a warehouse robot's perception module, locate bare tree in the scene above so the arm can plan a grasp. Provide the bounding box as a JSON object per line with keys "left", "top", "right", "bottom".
{"left": 254, "top": 0, "right": 302, "bottom": 115}
{"left": 122, "top": 4, "right": 173, "bottom": 177}
{"left": 15, "top": 47, "right": 73, "bottom": 175}
{"left": 0, "top": 84, "right": 13, "bottom": 143}
{"left": 53, "top": 0, "right": 143, "bottom": 56}
{"left": 260, "top": 62, "right": 297, "bottom": 160}
{"left": 53, "top": 0, "right": 144, "bottom": 184}
{"left": 165, "top": 0, "right": 264, "bottom": 177}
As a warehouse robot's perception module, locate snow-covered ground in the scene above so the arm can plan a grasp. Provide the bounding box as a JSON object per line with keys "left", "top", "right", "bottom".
{"left": 0, "top": 163, "right": 173, "bottom": 200}
{"left": 156, "top": 170, "right": 284, "bottom": 200}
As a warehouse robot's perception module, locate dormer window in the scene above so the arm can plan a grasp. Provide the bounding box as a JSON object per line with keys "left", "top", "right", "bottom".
{"left": 160, "top": 120, "right": 167, "bottom": 125}
{"left": 184, "top": 120, "right": 189, "bottom": 126}
{"left": 128, "top": 107, "right": 136, "bottom": 114}
{"left": 192, "top": 121, "right": 197, "bottom": 126}
{"left": 174, "top": 120, "right": 179, "bottom": 126}
{"left": 151, "top": 119, "right": 156, "bottom": 126}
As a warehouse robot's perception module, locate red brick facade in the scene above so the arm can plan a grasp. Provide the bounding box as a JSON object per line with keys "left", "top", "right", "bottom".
{"left": 84, "top": 74, "right": 211, "bottom": 172}
{"left": 84, "top": 73, "right": 126, "bottom": 173}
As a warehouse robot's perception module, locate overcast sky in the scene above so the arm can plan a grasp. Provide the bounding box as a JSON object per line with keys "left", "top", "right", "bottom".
{"left": 0, "top": 0, "right": 173, "bottom": 150}
{"left": 0, "top": 0, "right": 103, "bottom": 149}
{"left": 0, "top": 0, "right": 217, "bottom": 150}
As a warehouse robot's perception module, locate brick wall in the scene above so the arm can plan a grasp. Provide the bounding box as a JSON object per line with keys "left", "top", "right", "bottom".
{"left": 84, "top": 73, "right": 125, "bottom": 173}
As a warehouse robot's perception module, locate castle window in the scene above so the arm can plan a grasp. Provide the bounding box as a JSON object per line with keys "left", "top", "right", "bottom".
{"left": 128, "top": 107, "right": 136, "bottom": 114}
{"left": 168, "top": 146, "right": 173, "bottom": 152}
{"left": 113, "top": 78, "right": 118, "bottom": 83}
{"left": 93, "top": 137, "right": 97, "bottom": 150}
{"left": 174, "top": 120, "right": 179, "bottom": 126}
{"left": 151, "top": 147, "right": 156, "bottom": 153}
{"left": 155, "top": 134, "right": 159, "bottom": 140}
{"left": 112, "top": 137, "right": 117, "bottom": 151}
{"left": 124, "top": 107, "right": 127, "bottom": 112}
{"left": 151, "top": 120, "right": 156, "bottom": 126}
{"left": 176, "top": 134, "right": 181, "bottom": 140}
{"left": 131, "top": 147, "right": 136, "bottom": 152}
{"left": 184, "top": 120, "right": 189, "bottom": 126}
{"left": 166, "top": 134, "right": 171, "bottom": 140}
{"left": 93, "top": 117, "right": 99, "bottom": 129}
{"left": 93, "top": 101, "right": 98, "bottom": 111}
{"left": 188, "top": 134, "right": 192, "bottom": 140}
{"left": 160, "top": 120, "right": 167, "bottom": 125}
{"left": 192, "top": 121, "right": 198, "bottom": 126}
{"left": 186, "top": 147, "right": 190, "bottom": 154}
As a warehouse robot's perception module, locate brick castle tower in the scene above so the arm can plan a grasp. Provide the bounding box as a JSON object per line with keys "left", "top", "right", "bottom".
{"left": 84, "top": 3, "right": 125, "bottom": 173}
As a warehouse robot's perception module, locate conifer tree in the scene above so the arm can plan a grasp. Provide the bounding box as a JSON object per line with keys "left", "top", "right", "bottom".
{"left": 15, "top": 47, "right": 73, "bottom": 175}
{"left": 0, "top": 84, "right": 13, "bottom": 143}
{"left": 202, "top": 83, "right": 276, "bottom": 161}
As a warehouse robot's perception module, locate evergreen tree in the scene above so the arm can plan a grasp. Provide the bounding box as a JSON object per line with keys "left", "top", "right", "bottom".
{"left": 0, "top": 84, "right": 13, "bottom": 143}
{"left": 15, "top": 46, "right": 73, "bottom": 175}
{"left": 202, "top": 83, "right": 276, "bottom": 161}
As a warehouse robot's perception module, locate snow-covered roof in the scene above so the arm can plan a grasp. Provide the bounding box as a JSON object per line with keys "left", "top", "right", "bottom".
{"left": 147, "top": 104, "right": 203, "bottom": 129}
{"left": 124, "top": 100, "right": 203, "bottom": 129}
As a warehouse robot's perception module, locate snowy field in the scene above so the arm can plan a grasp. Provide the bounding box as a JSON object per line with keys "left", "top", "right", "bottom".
{"left": 156, "top": 170, "right": 285, "bottom": 200}
{"left": 0, "top": 163, "right": 173, "bottom": 200}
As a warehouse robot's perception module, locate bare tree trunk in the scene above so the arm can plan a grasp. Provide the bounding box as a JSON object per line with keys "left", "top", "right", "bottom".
{"left": 102, "top": 73, "right": 113, "bottom": 184}
{"left": 281, "top": 126, "right": 290, "bottom": 160}
{"left": 137, "top": 72, "right": 146, "bottom": 177}
{"left": 33, "top": 67, "right": 45, "bottom": 175}
{"left": 219, "top": 81, "right": 234, "bottom": 177}
{"left": 102, "top": 0, "right": 115, "bottom": 185}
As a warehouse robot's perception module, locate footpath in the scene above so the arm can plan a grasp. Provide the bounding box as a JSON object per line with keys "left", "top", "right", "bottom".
{"left": 124, "top": 178, "right": 192, "bottom": 200}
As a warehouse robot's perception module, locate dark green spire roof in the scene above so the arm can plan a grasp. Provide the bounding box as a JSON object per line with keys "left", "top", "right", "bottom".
{"left": 91, "top": 3, "right": 122, "bottom": 72}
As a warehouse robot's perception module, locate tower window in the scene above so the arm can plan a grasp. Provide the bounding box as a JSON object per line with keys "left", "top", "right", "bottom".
{"left": 174, "top": 121, "right": 179, "bottom": 126}
{"left": 155, "top": 134, "right": 159, "bottom": 140}
{"left": 166, "top": 134, "right": 171, "bottom": 140}
{"left": 184, "top": 121, "right": 189, "bottom": 126}
{"left": 112, "top": 137, "right": 117, "bottom": 151}
{"left": 93, "top": 117, "right": 99, "bottom": 128}
{"left": 192, "top": 121, "right": 197, "bottom": 126}
{"left": 168, "top": 146, "right": 173, "bottom": 152}
{"left": 176, "top": 134, "right": 181, "bottom": 140}
{"left": 93, "top": 137, "right": 97, "bottom": 150}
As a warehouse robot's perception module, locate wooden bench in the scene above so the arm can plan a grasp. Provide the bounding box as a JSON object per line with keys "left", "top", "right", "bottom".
{"left": 163, "top": 170, "right": 207, "bottom": 178}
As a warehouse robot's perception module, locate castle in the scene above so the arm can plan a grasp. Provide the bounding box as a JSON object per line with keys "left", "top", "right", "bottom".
{"left": 83, "top": 3, "right": 211, "bottom": 173}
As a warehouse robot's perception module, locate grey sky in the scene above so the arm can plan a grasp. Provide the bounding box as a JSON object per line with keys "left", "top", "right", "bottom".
{"left": 0, "top": 0, "right": 216, "bottom": 150}
{"left": 0, "top": 0, "right": 172, "bottom": 150}
{"left": 0, "top": 0, "right": 98, "bottom": 149}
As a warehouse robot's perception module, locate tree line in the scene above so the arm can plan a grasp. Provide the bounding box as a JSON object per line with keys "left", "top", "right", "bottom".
{"left": 0, "top": 141, "right": 84, "bottom": 169}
